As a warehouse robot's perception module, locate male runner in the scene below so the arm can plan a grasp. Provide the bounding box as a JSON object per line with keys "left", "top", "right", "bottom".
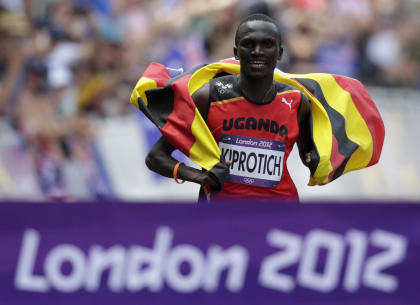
{"left": 145, "top": 14, "right": 313, "bottom": 202}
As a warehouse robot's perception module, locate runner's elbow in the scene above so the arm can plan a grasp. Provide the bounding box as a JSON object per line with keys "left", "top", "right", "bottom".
{"left": 145, "top": 152, "right": 158, "bottom": 171}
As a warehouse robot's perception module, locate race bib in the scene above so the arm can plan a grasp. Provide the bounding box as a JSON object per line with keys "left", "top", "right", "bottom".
{"left": 219, "top": 134, "right": 285, "bottom": 188}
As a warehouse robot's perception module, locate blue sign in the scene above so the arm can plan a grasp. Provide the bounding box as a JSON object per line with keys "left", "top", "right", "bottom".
{"left": 0, "top": 202, "right": 418, "bottom": 304}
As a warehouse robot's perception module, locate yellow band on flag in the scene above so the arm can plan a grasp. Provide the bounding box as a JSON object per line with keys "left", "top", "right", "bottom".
{"left": 130, "top": 59, "right": 384, "bottom": 186}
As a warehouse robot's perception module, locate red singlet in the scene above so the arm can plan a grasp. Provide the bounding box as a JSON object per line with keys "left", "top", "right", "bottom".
{"left": 206, "top": 75, "right": 302, "bottom": 201}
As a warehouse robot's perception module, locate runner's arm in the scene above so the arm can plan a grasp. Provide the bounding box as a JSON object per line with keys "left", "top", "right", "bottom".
{"left": 145, "top": 84, "right": 222, "bottom": 189}
{"left": 297, "top": 93, "right": 314, "bottom": 166}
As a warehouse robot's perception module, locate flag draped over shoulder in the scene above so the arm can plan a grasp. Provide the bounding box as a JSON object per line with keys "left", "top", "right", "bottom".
{"left": 130, "top": 59, "right": 385, "bottom": 186}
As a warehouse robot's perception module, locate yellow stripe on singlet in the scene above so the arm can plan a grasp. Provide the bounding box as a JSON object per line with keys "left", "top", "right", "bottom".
{"left": 210, "top": 89, "right": 302, "bottom": 106}
{"left": 276, "top": 89, "right": 301, "bottom": 96}
{"left": 210, "top": 96, "right": 245, "bottom": 106}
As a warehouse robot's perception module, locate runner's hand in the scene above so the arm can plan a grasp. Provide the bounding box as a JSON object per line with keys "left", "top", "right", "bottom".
{"left": 305, "top": 153, "right": 311, "bottom": 164}
{"left": 198, "top": 160, "right": 231, "bottom": 190}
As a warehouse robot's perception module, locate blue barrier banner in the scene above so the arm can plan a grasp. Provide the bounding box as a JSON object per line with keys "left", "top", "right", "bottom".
{"left": 0, "top": 202, "right": 419, "bottom": 305}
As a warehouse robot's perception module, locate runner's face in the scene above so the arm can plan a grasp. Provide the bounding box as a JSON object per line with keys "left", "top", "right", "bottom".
{"left": 234, "top": 20, "right": 282, "bottom": 79}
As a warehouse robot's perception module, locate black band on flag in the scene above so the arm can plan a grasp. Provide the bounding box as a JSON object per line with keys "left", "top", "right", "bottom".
{"left": 295, "top": 78, "right": 359, "bottom": 181}
{"left": 145, "top": 86, "right": 175, "bottom": 128}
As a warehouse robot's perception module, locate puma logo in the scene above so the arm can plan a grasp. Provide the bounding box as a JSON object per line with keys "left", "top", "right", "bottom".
{"left": 281, "top": 97, "right": 293, "bottom": 110}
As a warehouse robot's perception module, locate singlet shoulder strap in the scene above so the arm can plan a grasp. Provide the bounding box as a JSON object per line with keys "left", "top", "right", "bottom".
{"left": 273, "top": 80, "right": 301, "bottom": 93}
{"left": 209, "top": 75, "right": 242, "bottom": 103}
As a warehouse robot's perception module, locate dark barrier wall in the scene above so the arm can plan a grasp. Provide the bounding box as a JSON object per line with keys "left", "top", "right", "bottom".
{"left": 0, "top": 202, "right": 419, "bottom": 305}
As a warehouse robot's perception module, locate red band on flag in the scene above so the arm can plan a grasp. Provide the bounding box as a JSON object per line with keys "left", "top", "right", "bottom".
{"left": 142, "top": 63, "right": 171, "bottom": 87}
{"left": 328, "top": 136, "right": 346, "bottom": 182}
{"left": 161, "top": 75, "right": 196, "bottom": 155}
{"left": 333, "top": 75, "right": 385, "bottom": 166}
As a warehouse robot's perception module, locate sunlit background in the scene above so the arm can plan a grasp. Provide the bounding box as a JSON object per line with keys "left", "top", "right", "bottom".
{"left": 0, "top": 0, "right": 419, "bottom": 202}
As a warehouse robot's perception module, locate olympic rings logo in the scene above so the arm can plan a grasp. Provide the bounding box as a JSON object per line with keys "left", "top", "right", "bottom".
{"left": 243, "top": 177, "right": 255, "bottom": 184}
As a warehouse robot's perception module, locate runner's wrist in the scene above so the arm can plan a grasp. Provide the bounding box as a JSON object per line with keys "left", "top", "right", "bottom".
{"left": 175, "top": 164, "right": 202, "bottom": 184}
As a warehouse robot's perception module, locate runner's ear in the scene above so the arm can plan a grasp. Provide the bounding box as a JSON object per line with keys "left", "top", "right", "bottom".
{"left": 234, "top": 47, "right": 239, "bottom": 59}
{"left": 278, "top": 47, "right": 283, "bottom": 61}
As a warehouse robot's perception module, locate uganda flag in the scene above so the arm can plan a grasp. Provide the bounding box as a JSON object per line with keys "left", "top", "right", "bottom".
{"left": 130, "top": 59, "right": 385, "bottom": 186}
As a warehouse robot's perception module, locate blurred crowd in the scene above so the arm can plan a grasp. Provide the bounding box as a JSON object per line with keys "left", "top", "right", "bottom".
{"left": 0, "top": 0, "right": 419, "bottom": 200}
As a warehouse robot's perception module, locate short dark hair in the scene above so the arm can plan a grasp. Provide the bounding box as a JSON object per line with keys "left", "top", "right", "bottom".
{"left": 235, "top": 13, "right": 282, "bottom": 47}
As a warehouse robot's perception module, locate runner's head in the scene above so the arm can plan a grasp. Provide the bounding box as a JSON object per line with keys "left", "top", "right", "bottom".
{"left": 235, "top": 14, "right": 282, "bottom": 48}
{"left": 234, "top": 14, "right": 283, "bottom": 79}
